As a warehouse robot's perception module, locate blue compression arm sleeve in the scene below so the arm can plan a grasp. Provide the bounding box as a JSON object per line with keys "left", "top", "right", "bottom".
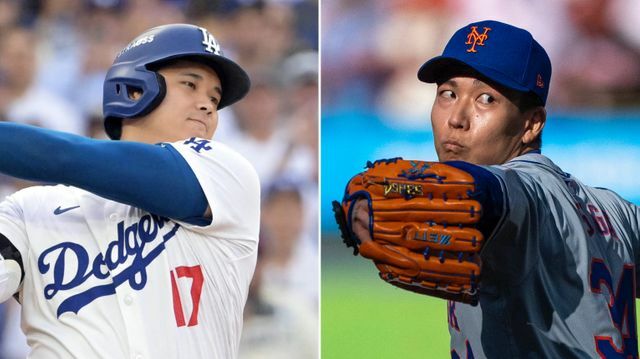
{"left": 0, "top": 122, "right": 208, "bottom": 224}
{"left": 445, "top": 161, "right": 505, "bottom": 238}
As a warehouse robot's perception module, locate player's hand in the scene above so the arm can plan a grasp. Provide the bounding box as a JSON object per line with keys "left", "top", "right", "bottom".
{"left": 351, "top": 199, "right": 372, "bottom": 245}
{"left": 332, "top": 158, "right": 485, "bottom": 305}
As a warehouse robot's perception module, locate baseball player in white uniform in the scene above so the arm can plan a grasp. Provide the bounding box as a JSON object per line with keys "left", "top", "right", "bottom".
{"left": 0, "top": 24, "right": 260, "bottom": 358}
{"left": 349, "top": 20, "right": 640, "bottom": 358}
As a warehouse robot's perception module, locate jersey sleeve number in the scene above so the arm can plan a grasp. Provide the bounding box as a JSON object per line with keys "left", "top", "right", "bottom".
{"left": 590, "top": 259, "right": 638, "bottom": 358}
{"left": 170, "top": 265, "right": 204, "bottom": 327}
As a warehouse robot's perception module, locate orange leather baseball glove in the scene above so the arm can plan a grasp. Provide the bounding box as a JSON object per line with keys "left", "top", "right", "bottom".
{"left": 332, "top": 158, "right": 484, "bottom": 305}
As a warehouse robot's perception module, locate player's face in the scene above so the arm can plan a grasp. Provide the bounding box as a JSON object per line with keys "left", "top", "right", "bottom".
{"left": 123, "top": 60, "right": 222, "bottom": 143}
{"left": 431, "top": 76, "right": 529, "bottom": 165}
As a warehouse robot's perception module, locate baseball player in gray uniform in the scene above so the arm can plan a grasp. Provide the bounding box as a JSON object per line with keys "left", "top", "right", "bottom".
{"left": 349, "top": 20, "right": 639, "bottom": 358}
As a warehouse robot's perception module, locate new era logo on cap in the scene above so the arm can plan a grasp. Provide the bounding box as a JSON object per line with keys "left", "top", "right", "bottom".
{"left": 418, "top": 20, "right": 552, "bottom": 105}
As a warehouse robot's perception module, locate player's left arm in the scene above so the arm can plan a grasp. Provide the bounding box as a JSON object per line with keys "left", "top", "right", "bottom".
{"left": 0, "top": 233, "right": 23, "bottom": 302}
{"left": 0, "top": 122, "right": 208, "bottom": 224}
{"left": 444, "top": 161, "right": 506, "bottom": 238}
{"left": 347, "top": 161, "right": 505, "bottom": 252}
{"left": 0, "top": 195, "right": 31, "bottom": 303}
{"left": 334, "top": 158, "right": 506, "bottom": 303}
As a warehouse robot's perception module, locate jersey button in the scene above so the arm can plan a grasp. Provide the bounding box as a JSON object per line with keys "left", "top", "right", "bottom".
{"left": 134, "top": 354, "right": 143, "bottom": 359}
{"left": 109, "top": 213, "right": 119, "bottom": 222}
{"left": 124, "top": 294, "right": 133, "bottom": 305}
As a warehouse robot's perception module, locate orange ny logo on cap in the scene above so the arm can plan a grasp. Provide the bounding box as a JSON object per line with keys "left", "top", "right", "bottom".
{"left": 465, "top": 26, "right": 491, "bottom": 53}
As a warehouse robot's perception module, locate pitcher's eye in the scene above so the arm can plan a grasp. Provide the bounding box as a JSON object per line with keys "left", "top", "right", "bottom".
{"left": 439, "top": 90, "right": 455, "bottom": 99}
{"left": 477, "top": 93, "right": 495, "bottom": 104}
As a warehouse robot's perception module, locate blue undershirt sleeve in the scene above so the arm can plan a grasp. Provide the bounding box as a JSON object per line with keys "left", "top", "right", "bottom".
{"left": 444, "top": 161, "right": 505, "bottom": 239}
{"left": 0, "top": 122, "right": 208, "bottom": 224}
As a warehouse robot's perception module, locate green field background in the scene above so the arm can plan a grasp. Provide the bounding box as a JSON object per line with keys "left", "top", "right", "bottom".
{"left": 322, "top": 236, "right": 450, "bottom": 358}
{"left": 322, "top": 236, "right": 640, "bottom": 358}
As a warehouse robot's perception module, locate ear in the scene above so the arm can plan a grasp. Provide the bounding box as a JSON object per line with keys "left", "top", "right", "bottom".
{"left": 127, "top": 86, "right": 143, "bottom": 100}
{"left": 522, "top": 107, "right": 546, "bottom": 145}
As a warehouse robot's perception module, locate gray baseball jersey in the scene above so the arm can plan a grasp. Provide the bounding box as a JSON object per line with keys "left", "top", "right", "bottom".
{"left": 449, "top": 152, "right": 639, "bottom": 358}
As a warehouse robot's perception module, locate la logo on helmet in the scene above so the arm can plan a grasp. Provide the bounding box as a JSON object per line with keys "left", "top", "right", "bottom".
{"left": 199, "top": 27, "right": 222, "bottom": 55}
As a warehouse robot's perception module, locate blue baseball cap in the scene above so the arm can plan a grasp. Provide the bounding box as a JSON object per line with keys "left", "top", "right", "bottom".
{"left": 418, "top": 20, "right": 551, "bottom": 105}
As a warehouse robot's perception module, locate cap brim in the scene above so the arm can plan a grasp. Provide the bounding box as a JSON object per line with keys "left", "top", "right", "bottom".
{"left": 417, "top": 56, "right": 530, "bottom": 94}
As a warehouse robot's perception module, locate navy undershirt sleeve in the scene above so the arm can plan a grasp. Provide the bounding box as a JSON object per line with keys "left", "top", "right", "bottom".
{"left": 0, "top": 122, "right": 208, "bottom": 224}
{"left": 444, "top": 161, "right": 505, "bottom": 239}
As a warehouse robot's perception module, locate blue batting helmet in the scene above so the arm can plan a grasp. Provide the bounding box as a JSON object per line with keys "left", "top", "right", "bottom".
{"left": 103, "top": 23, "right": 250, "bottom": 139}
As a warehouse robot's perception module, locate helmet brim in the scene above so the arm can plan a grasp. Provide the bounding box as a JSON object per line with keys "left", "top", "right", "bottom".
{"left": 149, "top": 53, "right": 251, "bottom": 110}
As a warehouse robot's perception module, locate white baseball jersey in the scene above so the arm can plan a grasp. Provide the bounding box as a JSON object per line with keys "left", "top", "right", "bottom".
{"left": 0, "top": 138, "right": 260, "bottom": 359}
{"left": 449, "top": 152, "right": 639, "bottom": 358}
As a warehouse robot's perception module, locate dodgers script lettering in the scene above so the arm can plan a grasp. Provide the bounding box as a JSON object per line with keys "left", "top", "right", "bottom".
{"left": 38, "top": 214, "right": 180, "bottom": 317}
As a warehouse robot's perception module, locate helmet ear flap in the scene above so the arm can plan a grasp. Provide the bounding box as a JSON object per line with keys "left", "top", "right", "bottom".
{"left": 135, "top": 72, "right": 166, "bottom": 118}
{"left": 103, "top": 72, "right": 166, "bottom": 140}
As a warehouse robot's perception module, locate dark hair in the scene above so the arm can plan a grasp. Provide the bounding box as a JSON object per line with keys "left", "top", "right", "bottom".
{"left": 512, "top": 91, "right": 544, "bottom": 114}
{"left": 510, "top": 90, "right": 544, "bottom": 148}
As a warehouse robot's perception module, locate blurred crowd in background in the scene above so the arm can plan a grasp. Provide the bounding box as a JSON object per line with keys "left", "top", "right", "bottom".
{"left": 323, "top": 0, "right": 640, "bottom": 128}
{"left": 0, "top": 0, "right": 318, "bottom": 358}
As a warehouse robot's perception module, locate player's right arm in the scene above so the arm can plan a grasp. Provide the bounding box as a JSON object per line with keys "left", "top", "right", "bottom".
{"left": 0, "top": 122, "right": 208, "bottom": 224}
